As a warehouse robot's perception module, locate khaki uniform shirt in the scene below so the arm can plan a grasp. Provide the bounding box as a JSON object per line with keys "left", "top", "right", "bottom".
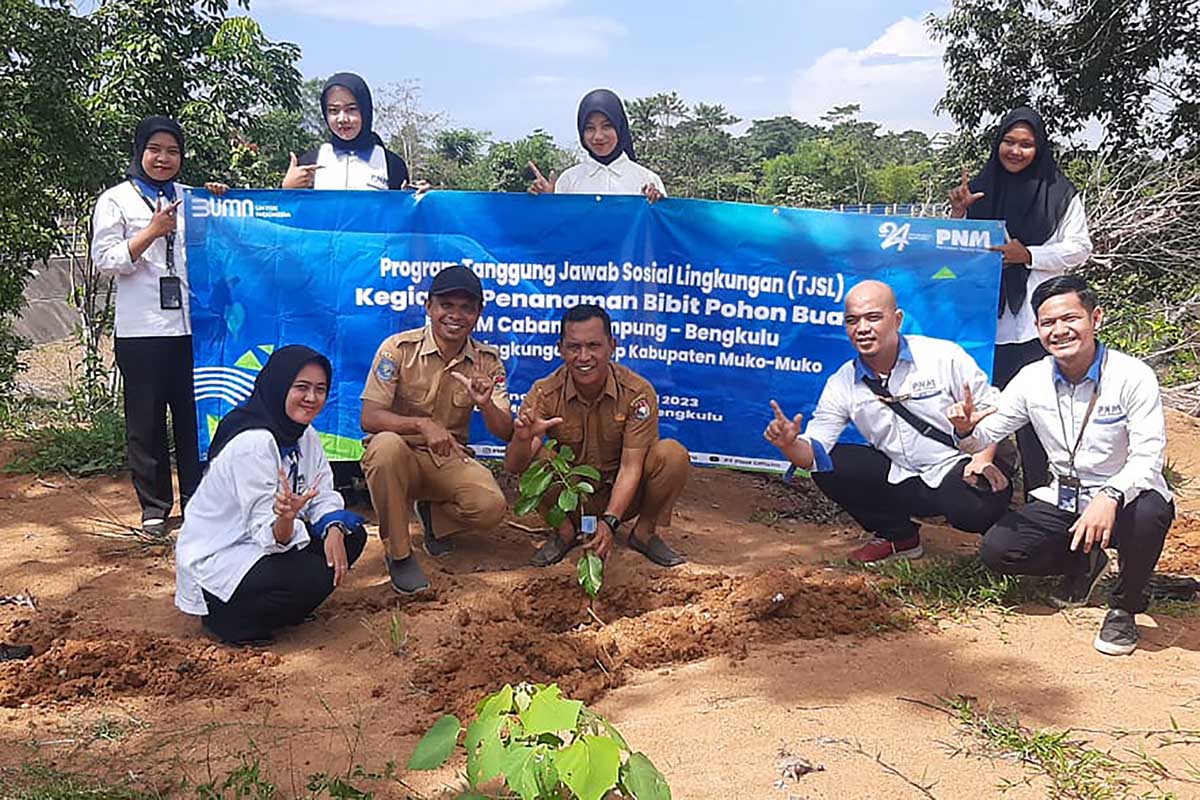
{"left": 523, "top": 363, "right": 658, "bottom": 480}
{"left": 361, "top": 326, "right": 510, "bottom": 446}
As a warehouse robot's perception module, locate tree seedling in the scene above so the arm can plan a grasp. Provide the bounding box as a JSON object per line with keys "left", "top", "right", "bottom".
{"left": 407, "top": 682, "right": 671, "bottom": 800}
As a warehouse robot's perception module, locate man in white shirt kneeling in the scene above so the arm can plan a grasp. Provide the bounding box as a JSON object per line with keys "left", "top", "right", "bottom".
{"left": 947, "top": 275, "right": 1175, "bottom": 656}
{"left": 765, "top": 280, "right": 1014, "bottom": 566}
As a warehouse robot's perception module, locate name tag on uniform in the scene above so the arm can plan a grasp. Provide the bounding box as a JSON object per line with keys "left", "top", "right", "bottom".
{"left": 159, "top": 276, "right": 183, "bottom": 310}
{"left": 1057, "top": 474, "right": 1082, "bottom": 513}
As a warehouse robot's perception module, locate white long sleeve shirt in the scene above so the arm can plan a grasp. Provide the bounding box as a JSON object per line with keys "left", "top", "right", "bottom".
{"left": 801, "top": 335, "right": 1000, "bottom": 487}
{"left": 958, "top": 345, "right": 1171, "bottom": 511}
{"left": 91, "top": 180, "right": 191, "bottom": 338}
{"left": 310, "top": 143, "right": 391, "bottom": 190}
{"left": 174, "top": 426, "right": 344, "bottom": 616}
{"left": 554, "top": 152, "right": 667, "bottom": 197}
{"left": 997, "top": 194, "right": 1093, "bottom": 345}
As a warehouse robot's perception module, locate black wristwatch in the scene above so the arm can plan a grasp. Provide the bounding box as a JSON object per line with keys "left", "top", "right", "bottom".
{"left": 600, "top": 513, "right": 622, "bottom": 534}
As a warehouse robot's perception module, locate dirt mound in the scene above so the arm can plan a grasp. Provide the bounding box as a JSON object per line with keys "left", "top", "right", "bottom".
{"left": 1158, "top": 513, "right": 1200, "bottom": 575}
{"left": 749, "top": 474, "right": 850, "bottom": 525}
{"left": 0, "top": 617, "right": 278, "bottom": 707}
{"left": 412, "top": 566, "right": 894, "bottom": 721}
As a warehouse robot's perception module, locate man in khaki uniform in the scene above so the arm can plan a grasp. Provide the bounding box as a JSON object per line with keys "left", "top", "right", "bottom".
{"left": 505, "top": 304, "right": 688, "bottom": 567}
{"left": 361, "top": 265, "right": 513, "bottom": 593}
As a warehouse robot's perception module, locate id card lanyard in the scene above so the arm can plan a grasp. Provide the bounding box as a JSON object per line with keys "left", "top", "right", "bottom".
{"left": 1055, "top": 351, "right": 1106, "bottom": 513}
{"left": 130, "top": 181, "right": 183, "bottom": 311}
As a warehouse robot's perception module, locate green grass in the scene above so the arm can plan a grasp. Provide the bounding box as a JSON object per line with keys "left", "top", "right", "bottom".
{"left": 0, "top": 764, "right": 157, "bottom": 800}
{"left": 868, "top": 556, "right": 1041, "bottom": 619}
{"left": 3, "top": 408, "right": 126, "bottom": 476}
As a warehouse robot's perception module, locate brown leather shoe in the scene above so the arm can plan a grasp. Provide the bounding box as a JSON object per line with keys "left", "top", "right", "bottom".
{"left": 629, "top": 534, "right": 685, "bottom": 567}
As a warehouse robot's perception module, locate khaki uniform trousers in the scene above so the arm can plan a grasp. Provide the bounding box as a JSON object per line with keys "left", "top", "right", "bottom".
{"left": 541, "top": 439, "right": 690, "bottom": 528}
{"left": 362, "top": 432, "right": 507, "bottom": 560}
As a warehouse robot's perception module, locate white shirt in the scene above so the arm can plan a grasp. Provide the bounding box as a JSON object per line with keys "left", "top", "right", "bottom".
{"left": 174, "top": 426, "right": 344, "bottom": 616}
{"left": 802, "top": 335, "right": 1000, "bottom": 487}
{"left": 554, "top": 152, "right": 667, "bottom": 197}
{"left": 91, "top": 180, "right": 190, "bottom": 338}
{"left": 312, "top": 143, "right": 391, "bottom": 191}
{"left": 958, "top": 345, "right": 1172, "bottom": 510}
{"left": 997, "top": 195, "right": 1093, "bottom": 345}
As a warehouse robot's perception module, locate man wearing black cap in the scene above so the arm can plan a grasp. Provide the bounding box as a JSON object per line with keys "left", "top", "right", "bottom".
{"left": 360, "top": 265, "right": 513, "bottom": 593}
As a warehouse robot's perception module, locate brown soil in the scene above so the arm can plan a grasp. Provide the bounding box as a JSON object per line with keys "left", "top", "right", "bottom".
{"left": 0, "top": 406, "right": 1198, "bottom": 798}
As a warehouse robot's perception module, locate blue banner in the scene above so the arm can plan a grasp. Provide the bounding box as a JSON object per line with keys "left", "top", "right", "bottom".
{"left": 184, "top": 190, "right": 1005, "bottom": 470}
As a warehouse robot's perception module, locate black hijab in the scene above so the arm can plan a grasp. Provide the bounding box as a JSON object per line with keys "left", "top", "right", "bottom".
{"left": 577, "top": 89, "right": 636, "bottom": 166}
{"left": 967, "top": 107, "right": 1077, "bottom": 316}
{"left": 321, "top": 72, "right": 382, "bottom": 155}
{"left": 208, "top": 345, "right": 332, "bottom": 462}
{"left": 125, "top": 116, "right": 184, "bottom": 192}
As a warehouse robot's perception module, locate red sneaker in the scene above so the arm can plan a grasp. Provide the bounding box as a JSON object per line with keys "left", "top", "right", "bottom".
{"left": 848, "top": 535, "right": 923, "bottom": 566}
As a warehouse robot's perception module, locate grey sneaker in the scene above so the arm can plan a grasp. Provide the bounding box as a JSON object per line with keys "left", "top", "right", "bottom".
{"left": 415, "top": 501, "right": 452, "bottom": 558}
{"left": 1050, "top": 548, "right": 1109, "bottom": 609}
{"left": 387, "top": 555, "right": 430, "bottom": 594}
{"left": 1094, "top": 608, "right": 1138, "bottom": 656}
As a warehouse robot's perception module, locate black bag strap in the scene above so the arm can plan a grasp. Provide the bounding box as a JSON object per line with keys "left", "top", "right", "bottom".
{"left": 862, "top": 376, "right": 956, "bottom": 449}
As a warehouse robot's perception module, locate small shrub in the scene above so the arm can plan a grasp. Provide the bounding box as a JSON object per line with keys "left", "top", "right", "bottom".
{"left": 4, "top": 408, "right": 126, "bottom": 476}
{"left": 408, "top": 682, "right": 671, "bottom": 800}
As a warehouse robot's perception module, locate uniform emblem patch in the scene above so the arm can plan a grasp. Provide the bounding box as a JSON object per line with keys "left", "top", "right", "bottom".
{"left": 493, "top": 374, "right": 507, "bottom": 387}
{"left": 375, "top": 356, "right": 397, "bottom": 382}
{"left": 632, "top": 397, "right": 651, "bottom": 421}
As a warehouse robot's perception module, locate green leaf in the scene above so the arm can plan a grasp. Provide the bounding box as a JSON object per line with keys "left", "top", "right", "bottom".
{"left": 502, "top": 745, "right": 543, "bottom": 800}
{"left": 465, "top": 715, "right": 506, "bottom": 786}
{"left": 476, "top": 684, "right": 514, "bottom": 718}
{"left": 577, "top": 552, "right": 604, "bottom": 599}
{"left": 553, "top": 735, "right": 621, "bottom": 800}
{"left": 558, "top": 488, "right": 579, "bottom": 512}
{"left": 570, "top": 464, "right": 602, "bottom": 481}
{"left": 513, "top": 494, "right": 541, "bottom": 516}
{"left": 559, "top": 444, "right": 576, "bottom": 462}
{"left": 407, "top": 714, "right": 461, "bottom": 770}
{"left": 547, "top": 506, "right": 566, "bottom": 529}
{"left": 621, "top": 752, "right": 671, "bottom": 800}
{"left": 545, "top": 438, "right": 557, "bottom": 450}
{"left": 518, "top": 462, "right": 550, "bottom": 496}
{"left": 518, "top": 684, "right": 583, "bottom": 735}
{"left": 575, "top": 480, "right": 596, "bottom": 494}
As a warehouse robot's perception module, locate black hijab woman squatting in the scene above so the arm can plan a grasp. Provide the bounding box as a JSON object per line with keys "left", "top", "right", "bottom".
{"left": 528, "top": 88, "right": 666, "bottom": 202}
{"left": 90, "top": 116, "right": 228, "bottom": 537}
{"left": 175, "top": 346, "right": 367, "bottom": 645}
{"left": 282, "top": 72, "right": 411, "bottom": 190}
{"left": 949, "top": 108, "right": 1093, "bottom": 496}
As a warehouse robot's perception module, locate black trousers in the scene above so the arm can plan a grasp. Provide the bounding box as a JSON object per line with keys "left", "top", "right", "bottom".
{"left": 994, "top": 339, "right": 1050, "bottom": 497}
{"left": 114, "top": 335, "right": 200, "bottom": 520}
{"left": 202, "top": 524, "right": 367, "bottom": 643}
{"left": 812, "top": 444, "right": 1013, "bottom": 541}
{"left": 979, "top": 494, "right": 1174, "bottom": 613}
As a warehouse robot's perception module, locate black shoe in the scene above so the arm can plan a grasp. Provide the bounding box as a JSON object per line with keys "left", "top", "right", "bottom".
{"left": 531, "top": 537, "right": 573, "bottom": 567}
{"left": 1094, "top": 608, "right": 1138, "bottom": 656}
{"left": 1050, "top": 548, "right": 1109, "bottom": 609}
{"left": 415, "top": 501, "right": 452, "bottom": 558}
{"left": 141, "top": 517, "right": 168, "bottom": 538}
{"left": 0, "top": 644, "right": 33, "bottom": 662}
{"left": 629, "top": 533, "right": 686, "bottom": 567}
{"left": 387, "top": 555, "right": 430, "bottom": 594}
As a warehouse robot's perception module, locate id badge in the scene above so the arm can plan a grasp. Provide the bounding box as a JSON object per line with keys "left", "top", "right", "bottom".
{"left": 580, "top": 515, "right": 598, "bottom": 541}
{"left": 159, "top": 275, "right": 183, "bottom": 310}
{"left": 1057, "top": 474, "right": 1082, "bottom": 513}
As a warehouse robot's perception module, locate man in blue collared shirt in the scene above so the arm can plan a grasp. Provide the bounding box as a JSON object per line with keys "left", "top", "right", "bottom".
{"left": 948, "top": 275, "right": 1174, "bottom": 656}
{"left": 765, "top": 280, "right": 1013, "bottom": 565}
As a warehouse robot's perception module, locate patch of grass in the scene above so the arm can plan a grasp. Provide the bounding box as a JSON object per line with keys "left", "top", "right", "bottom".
{"left": 1150, "top": 598, "right": 1200, "bottom": 619}
{"left": 4, "top": 408, "right": 126, "bottom": 476}
{"left": 0, "top": 764, "right": 157, "bottom": 800}
{"left": 942, "top": 695, "right": 1188, "bottom": 799}
{"left": 869, "top": 557, "right": 1037, "bottom": 618}
{"left": 1163, "top": 460, "right": 1192, "bottom": 494}
{"left": 748, "top": 509, "right": 784, "bottom": 527}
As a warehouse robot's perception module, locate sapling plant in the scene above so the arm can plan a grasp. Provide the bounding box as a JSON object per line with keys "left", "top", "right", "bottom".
{"left": 407, "top": 682, "right": 671, "bottom": 800}
{"left": 513, "top": 440, "right": 606, "bottom": 599}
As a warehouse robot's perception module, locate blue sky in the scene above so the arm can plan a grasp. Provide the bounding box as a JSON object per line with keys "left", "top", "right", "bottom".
{"left": 249, "top": 0, "right": 953, "bottom": 147}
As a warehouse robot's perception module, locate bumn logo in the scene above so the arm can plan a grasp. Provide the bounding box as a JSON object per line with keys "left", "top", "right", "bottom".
{"left": 935, "top": 228, "right": 992, "bottom": 249}
{"left": 192, "top": 197, "right": 254, "bottom": 218}
{"left": 878, "top": 221, "right": 911, "bottom": 251}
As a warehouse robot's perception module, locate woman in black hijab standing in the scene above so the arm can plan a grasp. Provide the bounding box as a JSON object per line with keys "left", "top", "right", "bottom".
{"left": 91, "top": 116, "right": 227, "bottom": 536}
{"left": 281, "top": 72, "right": 410, "bottom": 190}
{"left": 175, "top": 345, "right": 367, "bottom": 644}
{"left": 949, "top": 107, "right": 1093, "bottom": 495}
{"left": 528, "top": 88, "right": 666, "bottom": 201}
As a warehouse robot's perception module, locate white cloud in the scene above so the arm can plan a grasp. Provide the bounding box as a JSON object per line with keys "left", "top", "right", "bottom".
{"left": 463, "top": 15, "right": 626, "bottom": 57}
{"left": 255, "top": 0, "right": 567, "bottom": 28}
{"left": 790, "top": 16, "right": 951, "bottom": 132}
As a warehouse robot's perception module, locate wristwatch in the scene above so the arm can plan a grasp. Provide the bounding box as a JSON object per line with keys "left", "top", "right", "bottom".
{"left": 600, "top": 513, "right": 622, "bottom": 534}
{"left": 1099, "top": 486, "right": 1125, "bottom": 507}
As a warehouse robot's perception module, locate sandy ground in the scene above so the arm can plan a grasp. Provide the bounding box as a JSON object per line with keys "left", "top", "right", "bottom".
{"left": 1, "top": 410, "right": 1199, "bottom": 799}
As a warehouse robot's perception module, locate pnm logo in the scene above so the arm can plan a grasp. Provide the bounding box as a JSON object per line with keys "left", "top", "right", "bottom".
{"left": 879, "top": 221, "right": 911, "bottom": 251}
{"left": 936, "top": 228, "right": 992, "bottom": 249}
{"left": 192, "top": 197, "right": 254, "bottom": 218}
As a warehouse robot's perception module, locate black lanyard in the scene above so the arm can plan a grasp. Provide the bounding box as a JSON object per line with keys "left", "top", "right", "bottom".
{"left": 1056, "top": 351, "right": 1106, "bottom": 477}
{"left": 130, "top": 180, "right": 176, "bottom": 276}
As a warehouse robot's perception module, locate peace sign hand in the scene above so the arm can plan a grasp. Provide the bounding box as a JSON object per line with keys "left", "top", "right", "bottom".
{"left": 763, "top": 399, "right": 804, "bottom": 448}
{"left": 948, "top": 167, "right": 985, "bottom": 217}
{"left": 945, "top": 382, "right": 996, "bottom": 436}
{"left": 513, "top": 406, "right": 564, "bottom": 443}
{"left": 274, "top": 467, "right": 319, "bottom": 521}
{"left": 527, "top": 161, "right": 557, "bottom": 194}
{"left": 451, "top": 366, "right": 495, "bottom": 407}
